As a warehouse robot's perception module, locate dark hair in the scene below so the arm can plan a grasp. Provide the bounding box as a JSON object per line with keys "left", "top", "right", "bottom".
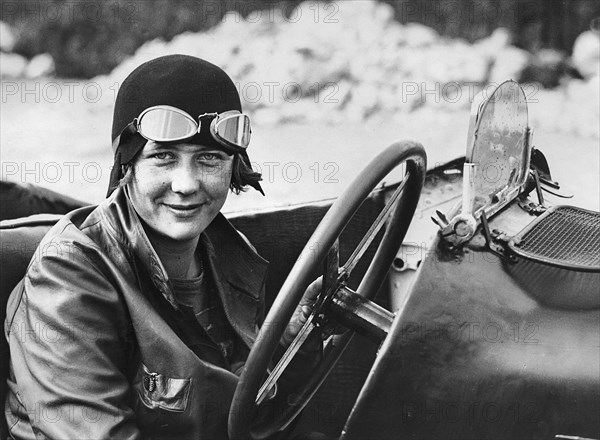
{"left": 230, "top": 154, "right": 262, "bottom": 194}
{"left": 118, "top": 153, "right": 262, "bottom": 194}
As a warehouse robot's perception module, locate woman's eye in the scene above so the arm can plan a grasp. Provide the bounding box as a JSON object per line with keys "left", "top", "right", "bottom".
{"left": 150, "top": 152, "right": 173, "bottom": 160}
{"left": 198, "top": 153, "right": 221, "bottom": 161}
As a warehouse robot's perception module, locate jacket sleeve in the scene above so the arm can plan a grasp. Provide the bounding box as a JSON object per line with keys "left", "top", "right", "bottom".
{"left": 6, "top": 238, "right": 141, "bottom": 440}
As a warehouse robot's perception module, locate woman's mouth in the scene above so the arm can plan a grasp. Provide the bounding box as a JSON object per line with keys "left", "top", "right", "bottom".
{"left": 164, "top": 203, "right": 202, "bottom": 217}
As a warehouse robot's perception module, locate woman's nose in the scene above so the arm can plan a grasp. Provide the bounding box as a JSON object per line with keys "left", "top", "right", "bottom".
{"left": 170, "top": 163, "right": 200, "bottom": 195}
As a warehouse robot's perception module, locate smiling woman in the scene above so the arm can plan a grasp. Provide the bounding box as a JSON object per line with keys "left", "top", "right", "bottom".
{"left": 4, "top": 54, "right": 324, "bottom": 440}
{"left": 127, "top": 142, "right": 235, "bottom": 279}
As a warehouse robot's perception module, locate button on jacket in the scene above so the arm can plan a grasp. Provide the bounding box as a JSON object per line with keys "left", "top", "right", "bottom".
{"left": 4, "top": 186, "right": 303, "bottom": 439}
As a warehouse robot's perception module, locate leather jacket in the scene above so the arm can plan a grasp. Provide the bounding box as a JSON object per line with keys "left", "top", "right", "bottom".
{"left": 5, "top": 186, "right": 312, "bottom": 439}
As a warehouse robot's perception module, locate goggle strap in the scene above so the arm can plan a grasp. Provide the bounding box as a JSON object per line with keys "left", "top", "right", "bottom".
{"left": 106, "top": 151, "right": 122, "bottom": 198}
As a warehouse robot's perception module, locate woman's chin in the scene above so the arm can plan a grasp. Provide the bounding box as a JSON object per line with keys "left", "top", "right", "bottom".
{"left": 161, "top": 226, "right": 203, "bottom": 242}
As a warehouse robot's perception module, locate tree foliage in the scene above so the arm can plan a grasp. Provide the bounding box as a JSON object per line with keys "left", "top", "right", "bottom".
{"left": 1, "top": 0, "right": 598, "bottom": 78}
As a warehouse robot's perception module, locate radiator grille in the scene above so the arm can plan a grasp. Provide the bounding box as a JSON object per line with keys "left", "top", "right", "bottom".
{"left": 510, "top": 206, "right": 600, "bottom": 271}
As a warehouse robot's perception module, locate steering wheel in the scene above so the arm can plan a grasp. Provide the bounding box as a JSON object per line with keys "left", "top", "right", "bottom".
{"left": 228, "top": 141, "right": 427, "bottom": 440}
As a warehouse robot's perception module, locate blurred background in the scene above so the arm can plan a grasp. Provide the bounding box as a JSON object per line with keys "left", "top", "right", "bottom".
{"left": 1, "top": 0, "right": 599, "bottom": 210}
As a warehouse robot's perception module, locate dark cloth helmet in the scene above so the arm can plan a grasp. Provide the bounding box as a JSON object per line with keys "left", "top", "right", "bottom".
{"left": 107, "top": 54, "right": 262, "bottom": 196}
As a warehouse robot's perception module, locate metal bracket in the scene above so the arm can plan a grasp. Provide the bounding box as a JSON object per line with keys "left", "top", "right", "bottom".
{"left": 480, "top": 211, "right": 517, "bottom": 263}
{"left": 518, "top": 198, "right": 547, "bottom": 215}
{"left": 518, "top": 169, "right": 548, "bottom": 215}
{"left": 532, "top": 169, "right": 545, "bottom": 206}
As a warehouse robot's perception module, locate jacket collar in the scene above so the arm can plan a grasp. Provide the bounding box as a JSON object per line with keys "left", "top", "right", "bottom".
{"left": 99, "top": 187, "right": 268, "bottom": 344}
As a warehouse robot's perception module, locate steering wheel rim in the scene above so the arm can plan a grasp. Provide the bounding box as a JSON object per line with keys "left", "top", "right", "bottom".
{"left": 229, "top": 141, "right": 427, "bottom": 440}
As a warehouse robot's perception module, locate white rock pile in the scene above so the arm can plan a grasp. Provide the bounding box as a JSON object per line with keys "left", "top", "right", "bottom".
{"left": 100, "top": 2, "right": 518, "bottom": 121}
{"left": 97, "top": 1, "right": 598, "bottom": 138}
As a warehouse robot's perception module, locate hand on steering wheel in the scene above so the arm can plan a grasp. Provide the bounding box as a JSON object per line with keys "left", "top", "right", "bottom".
{"left": 281, "top": 277, "right": 322, "bottom": 349}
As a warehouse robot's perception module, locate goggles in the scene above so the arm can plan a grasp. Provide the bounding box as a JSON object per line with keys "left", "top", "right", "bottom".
{"left": 121, "top": 105, "right": 251, "bottom": 151}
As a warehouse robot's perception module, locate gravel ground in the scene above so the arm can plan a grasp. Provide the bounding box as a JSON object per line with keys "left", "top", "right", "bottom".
{"left": 1, "top": 79, "right": 598, "bottom": 213}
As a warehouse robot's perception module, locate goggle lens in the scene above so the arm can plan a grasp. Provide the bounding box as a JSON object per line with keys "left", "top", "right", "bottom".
{"left": 214, "top": 113, "right": 251, "bottom": 149}
{"left": 137, "top": 107, "right": 197, "bottom": 142}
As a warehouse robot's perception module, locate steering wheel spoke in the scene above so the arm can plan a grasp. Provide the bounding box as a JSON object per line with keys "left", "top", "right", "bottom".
{"left": 255, "top": 313, "right": 319, "bottom": 405}
{"left": 341, "top": 172, "right": 411, "bottom": 278}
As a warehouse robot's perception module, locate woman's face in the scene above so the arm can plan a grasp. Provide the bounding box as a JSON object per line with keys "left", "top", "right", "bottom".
{"left": 127, "top": 141, "right": 234, "bottom": 242}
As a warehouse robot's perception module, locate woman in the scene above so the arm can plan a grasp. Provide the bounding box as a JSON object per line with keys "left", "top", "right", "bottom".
{"left": 5, "top": 55, "right": 321, "bottom": 439}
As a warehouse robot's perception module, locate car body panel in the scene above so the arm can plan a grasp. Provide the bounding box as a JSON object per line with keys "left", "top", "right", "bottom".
{"left": 342, "top": 205, "right": 600, "bottom": 440}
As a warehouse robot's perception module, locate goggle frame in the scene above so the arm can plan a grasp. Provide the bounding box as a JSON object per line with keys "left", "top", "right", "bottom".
{"left": 132, "top": 105, "right": 251, "bottom": 151}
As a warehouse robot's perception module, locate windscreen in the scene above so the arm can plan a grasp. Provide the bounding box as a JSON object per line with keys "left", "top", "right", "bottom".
{"left": 467, "top": 81, "right": 529, "bottom": 213}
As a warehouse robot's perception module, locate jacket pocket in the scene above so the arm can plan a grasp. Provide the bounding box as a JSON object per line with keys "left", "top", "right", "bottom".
{"left": 135, "top": 363, "right": 192, "bottom": 413}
